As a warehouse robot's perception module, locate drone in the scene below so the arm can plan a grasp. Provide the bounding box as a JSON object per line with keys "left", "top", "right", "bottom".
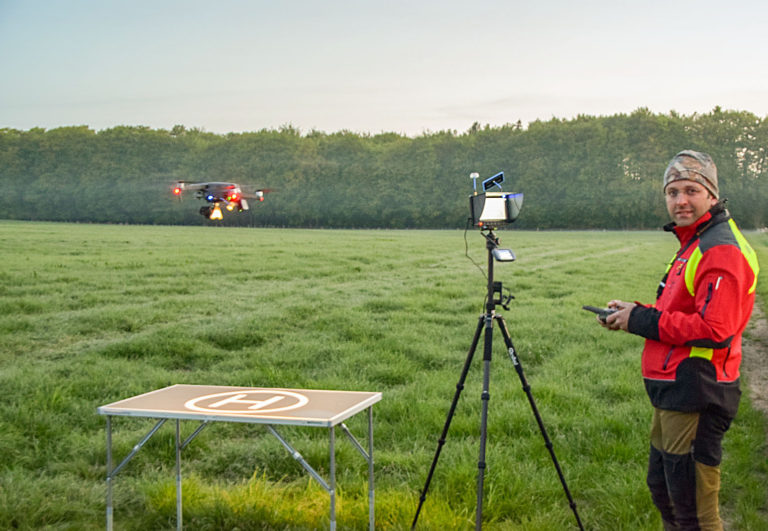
{"left": 172, "top": 181, "right": 272, "bottom": 219}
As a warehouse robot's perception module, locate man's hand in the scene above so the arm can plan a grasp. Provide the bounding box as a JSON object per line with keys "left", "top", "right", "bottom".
{"left": 601, "top": 300, "right": 636, "bottom": 331}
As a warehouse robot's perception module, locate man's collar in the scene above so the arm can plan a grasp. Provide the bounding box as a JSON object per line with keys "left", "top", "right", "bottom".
{"left": 664, "top": 202, "right": 730, "bottom": 242}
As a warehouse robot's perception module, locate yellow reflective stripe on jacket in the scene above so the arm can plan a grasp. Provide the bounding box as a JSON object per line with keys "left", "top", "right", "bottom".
{"left": 684, "top": 247, "right": 702, "bottom": 297}
{"left": 730, "top": 220, "right": 760, "bottom": 294}
{"left": 689, "top": 346, "right": 713, "bottom": 361}
{"left": 683, "top": 220, "right": 759, "bottom": 296}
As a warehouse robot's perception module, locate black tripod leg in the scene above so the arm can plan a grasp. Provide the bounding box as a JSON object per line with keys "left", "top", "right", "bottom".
{"left": 495, "top": 315, "right": 585, "bottom": 531}
{"left": 412, "top": 315, "right": 484, "bottom": 530}
{"left": 475, "top": 312, "right": 494, "bottom": 530}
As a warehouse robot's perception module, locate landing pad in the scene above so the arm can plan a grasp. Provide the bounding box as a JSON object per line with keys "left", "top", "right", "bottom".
{"left": 98, "top": 384, "right": 382, "bottom": 427}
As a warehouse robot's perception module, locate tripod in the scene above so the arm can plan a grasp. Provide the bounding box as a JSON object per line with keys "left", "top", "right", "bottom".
{"left": 412, "top": 228, "right": 584, "bottom": 530}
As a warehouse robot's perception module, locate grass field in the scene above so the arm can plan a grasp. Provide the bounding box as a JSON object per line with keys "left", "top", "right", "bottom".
{"left": 1, "top": 220, "right": 766, "bottom": 530}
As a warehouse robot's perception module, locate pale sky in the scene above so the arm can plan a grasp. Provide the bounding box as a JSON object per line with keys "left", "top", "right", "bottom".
{"left": 2, "top": 0, "right": 767, "bottom": 136}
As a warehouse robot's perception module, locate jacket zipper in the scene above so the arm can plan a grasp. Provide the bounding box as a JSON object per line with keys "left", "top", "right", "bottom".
{"left": 662, "top": 347, "right": 674, "bottom": 371}
{"left": 722, "top": 346, "right": 731, "bottom": 378}
{"left": 701, "top": 282, "right": 714, "bottom": 317}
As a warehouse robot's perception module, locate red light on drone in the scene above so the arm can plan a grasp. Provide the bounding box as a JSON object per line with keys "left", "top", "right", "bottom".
{"left": 173, "top": 187, "right": 182, "bottom": 195}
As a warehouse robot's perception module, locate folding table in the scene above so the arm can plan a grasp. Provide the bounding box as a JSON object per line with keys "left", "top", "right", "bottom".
{"left": 98, "top": 384, "right": 381, "bottom": 530}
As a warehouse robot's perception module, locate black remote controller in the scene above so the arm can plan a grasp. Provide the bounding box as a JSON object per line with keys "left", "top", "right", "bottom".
{"left": 582, "top": 305, "right": 618, "bottom": 323}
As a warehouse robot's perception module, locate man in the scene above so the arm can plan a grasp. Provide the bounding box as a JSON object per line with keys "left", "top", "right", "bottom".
{"left": 601, "top": 150, "right": 759, "bottom": 530}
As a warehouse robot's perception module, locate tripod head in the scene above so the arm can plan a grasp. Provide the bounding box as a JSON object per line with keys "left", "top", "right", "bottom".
{"left": 492, "top": 281, "right": 514, "bottom": 310}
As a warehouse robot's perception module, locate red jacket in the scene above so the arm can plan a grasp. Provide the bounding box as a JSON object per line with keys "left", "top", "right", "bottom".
{"left": 628, "top": 204, "right": 759, "bottom": 413}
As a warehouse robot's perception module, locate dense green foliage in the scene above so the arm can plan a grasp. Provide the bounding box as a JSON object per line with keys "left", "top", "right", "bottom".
{"left": 1, "top": 107, "right": 767, "bottom": 229}
{"left": 1, "top": 221, "right": 766, "bottom": 529}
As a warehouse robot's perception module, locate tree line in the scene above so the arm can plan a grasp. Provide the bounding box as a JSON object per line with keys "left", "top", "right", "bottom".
{"left": 1, "top": 107, "right": 766, "bottom": 229}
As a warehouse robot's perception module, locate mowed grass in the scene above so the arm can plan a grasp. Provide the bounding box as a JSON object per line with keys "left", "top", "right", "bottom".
{"left": 1, "top": 220, "right": 766, "bottom": 530}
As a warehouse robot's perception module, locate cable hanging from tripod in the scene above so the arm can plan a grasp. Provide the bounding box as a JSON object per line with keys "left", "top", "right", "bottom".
{"left": 464, "top": 217, "right": 488, "bottom": 280}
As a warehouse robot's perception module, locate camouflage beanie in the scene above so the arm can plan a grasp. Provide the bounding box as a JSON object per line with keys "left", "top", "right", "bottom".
{"left": 663, "top": 150, "right": 719, "bottom": 199}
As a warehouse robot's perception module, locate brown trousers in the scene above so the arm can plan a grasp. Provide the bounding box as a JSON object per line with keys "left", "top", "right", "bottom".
{"left": 647, "top": 408, "right": 732, "bottom": 530}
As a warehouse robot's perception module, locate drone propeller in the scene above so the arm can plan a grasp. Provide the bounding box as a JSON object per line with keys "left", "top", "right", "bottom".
{"left": 241, "top": 188, "right": 275, "bottom": 200}
{"left": 172, "top": 181, "right": 212, "bottom": 193}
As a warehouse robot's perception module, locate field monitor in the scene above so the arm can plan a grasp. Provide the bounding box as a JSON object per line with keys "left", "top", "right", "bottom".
{"left": 469, "top": 191, "right": 524, "bottom": 228}
{"left": 468, "top": 171, "right": 523, "bottom": 228}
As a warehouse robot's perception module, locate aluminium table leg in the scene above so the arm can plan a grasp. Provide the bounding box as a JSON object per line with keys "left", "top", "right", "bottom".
{"left": 330, "top": 426, "right": 336, "bottom": 531}
{"left": 176, "top": 420, "right": 182, "bottom": 530}
{"left": 106, "top": 416, "right": 113, "bottom": 531}
{"left": 104, "top": 418, "right": 167, "bottom": 530}
{"left": 368, "top": 406, "right": 374, "bottom": 531}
